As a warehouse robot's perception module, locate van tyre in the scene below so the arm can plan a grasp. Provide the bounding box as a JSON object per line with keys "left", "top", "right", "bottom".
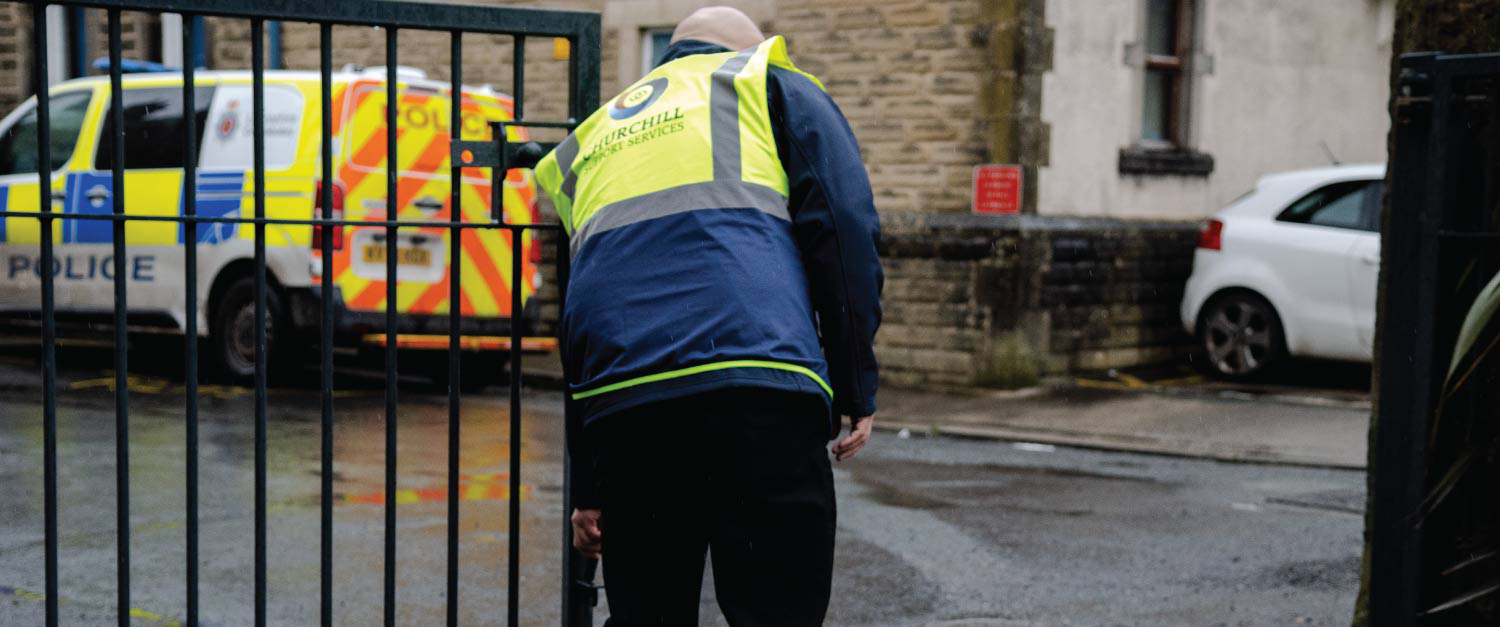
{"left": 1197, "top": 291, "right": 1285, "bottom": 380}
{"left": 425, "top": 351, "right": 509, "bottom": 394}
{"left": 211, "top": 277, "right": 291, "bottom": 384}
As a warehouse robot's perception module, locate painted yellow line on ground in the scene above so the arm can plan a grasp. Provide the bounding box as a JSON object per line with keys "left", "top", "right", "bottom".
{"left": 68, "top": 372, "right": 170, "bottom": 394}
{"left": 1150, "top": 374, "right": 1205, "bottom": 387}
{"left": 343, "top": 484, "right": 532, "bottom": 505}
{"left": 61, "top": 375, "right": 368, "bottom": 399}
{"left": 1074, "top": 378, "right": 1134, "bottom": 390}
{"left": 130, "top": 607, "right": 183, "bottom": 627}
{"left": 0, "top": 586, "right": 183, "bottom": 627}
{"left": 1116, "top": 373, "right": 1148, "bottom": 388}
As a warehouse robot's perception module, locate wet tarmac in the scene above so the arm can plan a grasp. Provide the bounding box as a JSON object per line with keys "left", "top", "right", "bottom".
{"left": 0, "top": 339, "right": 1364, "bottom": 626}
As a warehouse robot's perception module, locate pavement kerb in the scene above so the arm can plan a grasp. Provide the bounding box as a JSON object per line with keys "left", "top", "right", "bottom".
{"left": 869, "top": 419, "right": 1367, "bottom": 471}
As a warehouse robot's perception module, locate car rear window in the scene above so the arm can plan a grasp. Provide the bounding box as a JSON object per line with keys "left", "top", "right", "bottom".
{"left": 1277, "top": 180, "right": 1381, "bottom": 232}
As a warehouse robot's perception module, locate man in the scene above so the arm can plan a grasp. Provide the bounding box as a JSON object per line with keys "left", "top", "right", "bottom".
{"left": 534, "top": 6, "right": 882, "bottom": 625}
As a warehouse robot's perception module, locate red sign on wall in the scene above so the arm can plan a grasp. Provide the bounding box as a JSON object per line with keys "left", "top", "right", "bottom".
{"left": 972, "top": 164, "right": 1023, "bottom": 214}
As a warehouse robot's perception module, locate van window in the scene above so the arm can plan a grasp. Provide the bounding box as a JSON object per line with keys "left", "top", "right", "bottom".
{"left": 197, "top": 84, "right": 304, "bottom": 171}
{"left": 96, "top": 86, "right": 215, "bottom": 170}
{"left": 0, "top": 90, "right": 93, "bottom": 175}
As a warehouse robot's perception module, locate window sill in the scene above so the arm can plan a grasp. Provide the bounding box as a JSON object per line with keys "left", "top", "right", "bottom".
{"left": 1118, "top": 146, "right": 1215, "bottom": 177}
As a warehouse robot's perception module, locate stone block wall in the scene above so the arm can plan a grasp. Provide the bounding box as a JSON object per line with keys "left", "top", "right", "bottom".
{"left": 776, "top": 0, "right": 990, "bottom": 215}
{"left": 0, "top": 3, "right": 28, "bottom": 112}
{"left": 209, "top": 3, "right": 614, "bottom": 132}
{"left": 0, "top": 5, "right": 156, "bottom": 112}
{"left": 876, "top": 213, "right": 1199, "bottom": 388}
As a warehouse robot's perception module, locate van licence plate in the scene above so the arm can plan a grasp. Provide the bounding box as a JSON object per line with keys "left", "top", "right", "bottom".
{"left": 361, "top": 244, "right": 432, "bottom": 267}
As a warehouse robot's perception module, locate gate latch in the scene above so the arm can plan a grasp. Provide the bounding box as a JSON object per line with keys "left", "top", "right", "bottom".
{"left": 452, "top": 121, "right": 556, "bottom": 172}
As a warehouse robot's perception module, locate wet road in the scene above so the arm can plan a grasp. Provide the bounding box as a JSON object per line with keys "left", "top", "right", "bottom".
{"left": 0, "top": 343, "right": 1364, "bottom": 626}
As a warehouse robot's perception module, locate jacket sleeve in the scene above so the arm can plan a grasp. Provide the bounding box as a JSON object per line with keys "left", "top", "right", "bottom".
{"left": 768, "top": 68, "right": 884, "bottom": 418}
{"left": 557, "top": 251, "right": 601, "bottom": 510}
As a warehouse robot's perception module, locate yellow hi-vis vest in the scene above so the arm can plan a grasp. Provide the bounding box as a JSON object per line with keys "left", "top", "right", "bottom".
{"left": 534, "top": 36, "right": 836, "bottom": 405}
{"left": 535, "top": 36, "right": 824, "bottom": 255}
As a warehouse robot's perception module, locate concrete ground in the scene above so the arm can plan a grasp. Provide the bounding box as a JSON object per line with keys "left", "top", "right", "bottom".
{"left": 877, "top": 383, "right": 1368, "bottom": 470}
{"left": 0, "top": 340, "right": 1368, "bottom": 626}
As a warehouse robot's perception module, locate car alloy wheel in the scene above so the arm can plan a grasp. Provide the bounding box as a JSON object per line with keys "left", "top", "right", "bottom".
{"left": 1202, "top": 295, "right": 1281, "bottom": 377}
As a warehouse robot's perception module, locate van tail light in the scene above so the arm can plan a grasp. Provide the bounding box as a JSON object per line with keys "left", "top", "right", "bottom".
{"left": 313, "top": 179, "right": 345, "bottom": 251}
{"left": 1198, "top": 219, "right": 1223, "bottom": 251}
{"left": 527, "top": 237, "right": 542, "bottom": 264}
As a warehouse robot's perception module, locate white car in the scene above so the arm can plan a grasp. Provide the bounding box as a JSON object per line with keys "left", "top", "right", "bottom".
{"left": 1180, "top": 164, "right": 1385, "bottom": 378}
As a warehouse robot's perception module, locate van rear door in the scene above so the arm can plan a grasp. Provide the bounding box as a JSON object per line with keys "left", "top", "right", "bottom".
{"left": 339, "top": 82, "right": 471, "bottom": 318}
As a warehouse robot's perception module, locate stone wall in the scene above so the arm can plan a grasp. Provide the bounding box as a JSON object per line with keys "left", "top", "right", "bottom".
{"left": 0, "top": 5, "right": 156, "bottom": 112}
{"left": 0, "top": 3, "right": 28, "bottom": 112}
{"left": 208, "top": 5, "right": 611, "bottom": 131}
{"left": 776, "top": 0, "right": 991, "bottom": 215}
{"left": 876, "top": 213, "right": 1198, "bottom": 388}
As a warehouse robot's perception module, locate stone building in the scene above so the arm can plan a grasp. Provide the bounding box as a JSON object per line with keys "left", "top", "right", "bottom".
{"left": 0, "top": 0, "right": 1396, "bottom": 386}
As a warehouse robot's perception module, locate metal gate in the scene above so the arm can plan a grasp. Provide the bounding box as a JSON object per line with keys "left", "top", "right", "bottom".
{"left": 1372, "top": 51, "right": 1500, "bottom": 626}
{"left": 0, "top": 1, "right": 600, "bottom": 625}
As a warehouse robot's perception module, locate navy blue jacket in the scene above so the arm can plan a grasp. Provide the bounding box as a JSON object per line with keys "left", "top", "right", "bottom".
{"left": 569, "top": 40, "right": 882, "bottom": 507}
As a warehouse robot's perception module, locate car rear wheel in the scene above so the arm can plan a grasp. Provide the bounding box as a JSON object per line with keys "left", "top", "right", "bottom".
{"left": 1199, "top": 292, "right": 1285, "bottom": 379}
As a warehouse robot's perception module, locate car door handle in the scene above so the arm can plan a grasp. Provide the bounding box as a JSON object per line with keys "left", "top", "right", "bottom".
{"left": 50, "top": 191, "right": 66, "bottom": 203}
{"left": 86, "top": 185, "right": 111, "bottom": 205}
{"left": 1360, "top": 255, "right": 1379, "bottom": 266}
{"left": 413, "top": 196, "right": 444, "bottom": 212}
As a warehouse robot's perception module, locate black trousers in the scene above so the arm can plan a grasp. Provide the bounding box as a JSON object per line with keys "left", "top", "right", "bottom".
{"left": 590, "top": 388, "right": 837, "bottom": 627}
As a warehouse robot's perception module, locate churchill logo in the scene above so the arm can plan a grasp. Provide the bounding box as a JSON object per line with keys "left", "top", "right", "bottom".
{"left": 610, "top": 77, "right": 669, "bottom": 120}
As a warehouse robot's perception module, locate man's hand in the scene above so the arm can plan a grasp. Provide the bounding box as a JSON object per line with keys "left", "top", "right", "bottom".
{"left": 832, "top": 414, "right": 874, "bottom": 462}
{"left": 571, "top": 508, "right": 602, "bottom": 559}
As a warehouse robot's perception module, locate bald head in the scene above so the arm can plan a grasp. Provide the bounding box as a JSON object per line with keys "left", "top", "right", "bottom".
{"left": 670, "top": 6, "right": 765, "bottom": 52}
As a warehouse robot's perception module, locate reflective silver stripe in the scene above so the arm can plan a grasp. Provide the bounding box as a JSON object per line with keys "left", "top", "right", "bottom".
{"left": 555, "top": 134, "right": 580, "bottom": 203}
{"left": 711, "top": 49, "right": 754, "bottom": 181}
{"left": 571, "top": 180, "right": 788, "bottom": 257}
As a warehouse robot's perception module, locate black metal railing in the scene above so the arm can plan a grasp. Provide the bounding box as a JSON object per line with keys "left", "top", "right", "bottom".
{"left": 1, "top": 1, "right": 601, "bottom": 625}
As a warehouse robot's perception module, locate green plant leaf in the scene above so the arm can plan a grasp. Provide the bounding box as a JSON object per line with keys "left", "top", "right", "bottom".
{"left": 1423, "top": 580, "right": 1500, "bottom": 616}
{"left": 1449, "top": 267, "right": 1500, "bottom": 380}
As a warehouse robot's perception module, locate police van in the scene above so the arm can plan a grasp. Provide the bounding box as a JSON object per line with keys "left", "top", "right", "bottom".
{"left": 0, "top": 65, "right": 542, "bottom": 382}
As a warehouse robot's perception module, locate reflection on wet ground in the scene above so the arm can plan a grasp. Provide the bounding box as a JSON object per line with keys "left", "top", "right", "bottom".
{"left": 0, "top": 338, "right": 574, "bottom": 626}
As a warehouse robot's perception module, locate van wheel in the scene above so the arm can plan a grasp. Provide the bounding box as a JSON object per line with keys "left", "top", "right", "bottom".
{"left": 426, "top": 351, "right": 510, "bottom": 394}
{"left": 210, "top": 277, "right": 287, "bottom": 384}
{"left": 1198, "top": 292, "right": 1285, "bottom": 380}
{"left": 462, "top": 351, "right": 510, "bottom": 394}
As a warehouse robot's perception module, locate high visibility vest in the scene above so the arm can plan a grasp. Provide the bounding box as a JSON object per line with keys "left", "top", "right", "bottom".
{"left": 535, "top": 36, "right": 835, "bottom": 406}
{"left": 536, "top": 36, "right": 823, "bottom": 254}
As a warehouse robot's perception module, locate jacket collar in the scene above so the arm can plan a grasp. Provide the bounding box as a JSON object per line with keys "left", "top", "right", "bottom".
{"left": 654, "top": 39, "right": 732, "bottom": 68}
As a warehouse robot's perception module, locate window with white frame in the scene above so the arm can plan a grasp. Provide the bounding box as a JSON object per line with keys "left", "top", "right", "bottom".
{"left": 1120, "top": 0, "right": 1213, "bottom": 175}
{"left": 1141, "top": 0, "right": 1193, "bottom": 146}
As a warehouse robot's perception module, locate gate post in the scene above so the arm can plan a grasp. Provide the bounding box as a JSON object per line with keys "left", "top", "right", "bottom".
{"left": 1369, "top": 51, "right": 1442, "bottom": 626}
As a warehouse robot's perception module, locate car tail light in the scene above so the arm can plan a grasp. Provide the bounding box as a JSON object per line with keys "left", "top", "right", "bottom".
{"left": 313, "top": 179, "right": 345, "bottom": 251}
{"left": 1198, "top": 219, "right": 1223, "bottom": 251}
